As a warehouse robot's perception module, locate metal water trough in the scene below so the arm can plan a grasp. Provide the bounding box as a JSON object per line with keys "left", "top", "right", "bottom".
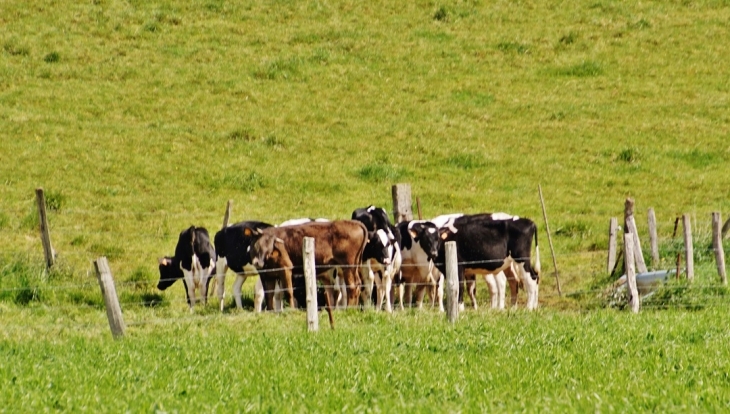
{"left": 615, "top": 269, "right": 675, "bottom": 298}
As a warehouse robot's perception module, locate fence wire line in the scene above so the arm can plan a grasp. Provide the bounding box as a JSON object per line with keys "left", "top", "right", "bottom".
{"left": 1, "top": 254, "right": 723, "bottom": 295}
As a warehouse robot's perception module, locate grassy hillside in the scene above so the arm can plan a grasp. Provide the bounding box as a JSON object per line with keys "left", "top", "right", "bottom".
{"left": 2, "top": 0, "right": 730, "bottom": 298}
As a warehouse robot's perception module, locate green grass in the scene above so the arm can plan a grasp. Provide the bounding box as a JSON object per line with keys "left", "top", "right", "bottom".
{"left": 2, "top": 0, "right": 730, "bottom": 410}
{"left": 2, "top": 307, "right": 730, "bottom": 411}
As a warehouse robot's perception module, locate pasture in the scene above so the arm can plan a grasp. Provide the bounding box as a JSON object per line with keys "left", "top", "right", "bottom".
{"left": 2, "top": 0, "right": 730, "bottom": 411}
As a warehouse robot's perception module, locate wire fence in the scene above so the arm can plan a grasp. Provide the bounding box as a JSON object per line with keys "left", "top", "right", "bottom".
{"left": 3, "top": 205, "right": 730, "bottom": 331}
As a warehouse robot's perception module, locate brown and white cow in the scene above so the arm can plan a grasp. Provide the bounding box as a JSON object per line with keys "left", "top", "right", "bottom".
{"left": 248, "top": 220, "right": 368, "bottom": 328}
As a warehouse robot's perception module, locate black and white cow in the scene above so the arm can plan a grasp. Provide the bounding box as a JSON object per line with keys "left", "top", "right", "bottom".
{"left": 397, "top": 220, "right": 442, "bottom": 311}
{"left": 213, "top": 221, "right": 273, "bottom": 311}
{"left": 157, "top": 226, "right": 217, "bottom": 311}
{"left": 351, "top": 206, "right": 402, "bottom": 312}
{"left": 436, "top": 213, "right": 541, "bottom": 310}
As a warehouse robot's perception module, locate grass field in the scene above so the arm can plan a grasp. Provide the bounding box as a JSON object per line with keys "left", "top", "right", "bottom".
{"left": 2, "top": 0, "right": 730, "bottom": 411}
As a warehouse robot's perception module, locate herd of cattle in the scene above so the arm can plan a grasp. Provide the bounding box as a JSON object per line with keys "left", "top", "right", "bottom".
{"left": 157, "top": 206, "right": 541, "bottom": 327}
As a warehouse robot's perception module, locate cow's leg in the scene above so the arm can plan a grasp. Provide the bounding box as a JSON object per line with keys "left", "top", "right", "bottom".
{"left": 253, "top": 277, "right": 264, "bottom": 312}
{"left": 517, "top": 263, "right": 539, "bottom": 310}
{"left": 215, "top": 257, "right": 228, "bottom": 311}
{"left": 436, "top": 272, "right": 445, "bottom": 312}
{"left": 495, "top": 271, "right": 507, "bottom": 310}
{"left": 182, "top": 267, "right": 196, "bottom": 312}
{"left": 274, "top": 280, "right": 284, "bottom": 311}
{"left": 504, "top": 265, "right": 519, "bottom": 308}
{"left": 414, "top": 282, "right": 428, "bottom": 309}
{"left": 343, "top": 266, "right": 361, "bottom": 307}
{"left": 484, "top": 273, "right": 498, "bottom": 309}
{"left": 262, "top": 278, "right": 277, "bottom": 311}
{"left": 200, "top": 259, "right": 214, "bottom": 306}
{"left": 466, "top": 274, "right": 477, "bottom": 310}
{"left": 233, "top": 274, "right": 247, "bottom": 309}
{"left": 318, "top": 273, "right": 336, "bottom": 329}
{"left": 457, "top": 267, "right": 465, "bottom": 312}
{"left": 360, "top": 263, "right": 375, "bottom": 309}
{"left": 381, "top": 271, "right": 393, "bottom": 313}
{"left": 334, "top": 274, "right": 347, "bottom": 310}
{"left": 403, "top": 283, "right": 414, "bottom": 310}
{"left": 278, "top": 269, "right": 295, "bottom": 310}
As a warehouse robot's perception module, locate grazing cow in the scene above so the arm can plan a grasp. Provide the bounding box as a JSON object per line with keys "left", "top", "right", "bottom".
{"left": 351, "top": 206, "right": 402, "bottom": 312}
{"left": 436, "top": 213, "right": 541, "bottom": 310}
{"left": 249, "top": 220, "right": 368, "bottom": 328}
{"left": 157, "top": 226, "right": 217, "bottom": 311}
{"left": 397, "top": 220, "right": 442, "bottom": 311}
{"left": 213, "top": 221, "right": 273, "bottom": 311}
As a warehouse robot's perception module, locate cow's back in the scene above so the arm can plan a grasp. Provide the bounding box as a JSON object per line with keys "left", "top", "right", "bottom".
{"left": 265, "top": 220, "right": 367, "bottom": 268}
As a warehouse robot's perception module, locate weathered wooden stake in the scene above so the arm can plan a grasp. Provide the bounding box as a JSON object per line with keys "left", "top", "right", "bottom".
{"left": 722, "top": 217, "right": 730, "bottom": 239}
{"left": 222, "top": 200, "right": 232, "bottom": 229}
{"left": 682, "top": 214, "right": 694, "bottom": 281}
{"left": 94, "top": 257, "right": 126, "bottom": 339}
{"left": 624, "top": 233, "right": 640, "bottom": 313}
{"left": 35, "top": 188, "right": 55, "bottom": 269}
{"left": 538, "top": 185, "right": 561, "bottom": 296}
{"left": 416, "top": 197, "right": 423, "bottom": 220}
{"left": 607, "top": 217, "right": 618, "bottom": 273}
{"left": 647, "top": 208, "right": 659, "bottom": 270}
{"left": 712, "top": 212, "right": 727, "bottom": 285}
{"left": 444, "top": 241, "right": 459, "bottom": 323}
{"left": 391, "top": 183, "right": 413, "bottom": 224}
{"left": 303, "top": 237, "right": 318, "bottom": 332}
{"left": 624, "top": 198, "right": 648, "bottom": 274}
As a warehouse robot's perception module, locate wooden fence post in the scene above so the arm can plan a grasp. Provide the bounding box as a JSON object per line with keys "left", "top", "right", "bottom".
{"left": 682, "top": 214, "right": 694, "bottom": 281}
{"left": 538, "top": 184, "right": 561, "bottom": 296}
{"left": 607, "top": 217, "right": 618, "bottom": 273}
{"left": 624, "top": 198, "right": 648, "bottom": 274}
{"left": 391, "top": 183, "right": 413, "bottom": 224}
{"left": 624, "top": 233, "right": 640, "bottom": 313}
{"left": 94, "top": 257, "right": 126, "bottom": 339}
{"left": 222, "top": 200, "right": 232, "bottom": 229}
{"left": 445, "top": 241, "right": 459, "bottom": 323}
{"left": 712, "top": 212, "right": 727, "bottom": 285}
{"left": 647, "top": 208, "right": 659, "bottom": 270}
{"left": 35, "top": 188, "right": 55, "bottom": 269}
{"left": 303, "top": 237, "right": 318, "bottom": 332}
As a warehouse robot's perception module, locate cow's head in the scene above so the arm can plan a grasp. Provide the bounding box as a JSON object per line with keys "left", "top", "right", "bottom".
{"left": 409, "top": 221, "right": 441, "bottom": 261}
{"left": 250, "top": 232, "right": 287, "bottom": 269}
{"left": 157, "top": 257, "right": 182, "bottom": 290}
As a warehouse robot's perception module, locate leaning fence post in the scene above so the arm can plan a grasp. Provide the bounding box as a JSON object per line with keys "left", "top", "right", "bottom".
{"left": 94, "top": 257, "right": 126, "bottom": 339}
{"left": 391, "top": 183, "right": 413, "bottom": 224}
{"left": 647, "top": 208, "right": 659, "bottom": 270}
{"left": 624, "top": 233, "right": 640, "bottom": 313}
{"left": 538, "top": 184, "right": 561, "bottom": 296}
{"left": 682, "top": 214, "right": 694, "bottom": 281}
{"left": 445, "top": 241, "right": 459, "bottom": 323}
{"left": 303, "top": 237, "right": 318, "bottom": 332}
{"left": 35, "top": 188, "right": 55, "bottom": 269}
{"left": 607, "top": 217, "right": 618, "bottom": 273}
{"left": 712, "top": 212, "right": 727, "bottom": 285}
{"left": 624, "top": 198, "right": 648, "bottom": 274}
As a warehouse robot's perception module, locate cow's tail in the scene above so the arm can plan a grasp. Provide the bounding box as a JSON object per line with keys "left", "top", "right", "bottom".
{"left": 533, "top": 226, "right": 542, "bottom": 277}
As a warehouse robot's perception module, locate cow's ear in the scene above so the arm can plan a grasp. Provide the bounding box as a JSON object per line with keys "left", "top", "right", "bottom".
{"left": 409, "top": 229, "right": 418, "bottom": 240}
